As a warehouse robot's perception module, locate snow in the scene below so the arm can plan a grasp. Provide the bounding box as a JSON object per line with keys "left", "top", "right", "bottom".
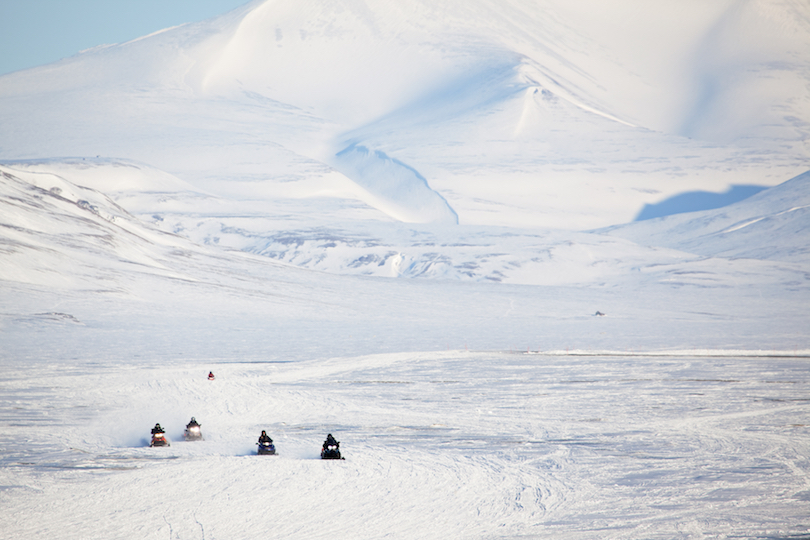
{"left": 332, "top": 144, "right": 459, "bottom": 224}
{"left": 1, "top": 0, "right": 809, "bottom": 538}
{"left": 1, "top": 353, "right": 808, "bottom": 539}
{"left": 601, "top": 170, "right": 810, "bottom": 263}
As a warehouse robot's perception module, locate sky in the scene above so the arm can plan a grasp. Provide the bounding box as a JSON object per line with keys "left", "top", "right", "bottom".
{"left": 0, "top": 0, "right": 249, "bottom": 76}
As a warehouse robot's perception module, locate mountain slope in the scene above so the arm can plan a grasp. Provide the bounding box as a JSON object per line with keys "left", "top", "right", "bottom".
{"left": 602, "top": 169, "right": 810, "bottom": 263}
{"left": 1, "top": 0, "right": 808, "bottom": 231}
{"left": 0, "top": 163, "right": 195, "bottom": 289}
{"left": 1, "top": 1, "right": 808, "bottom": 350}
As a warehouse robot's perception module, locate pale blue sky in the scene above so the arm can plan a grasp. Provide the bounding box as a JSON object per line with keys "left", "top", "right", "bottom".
{"left": 0, "top": 0, "right": 249, "bottom": 75}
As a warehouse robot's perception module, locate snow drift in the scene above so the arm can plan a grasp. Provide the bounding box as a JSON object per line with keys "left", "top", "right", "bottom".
{"left": 332, "top": 144, "right": 458, "bottom": 224}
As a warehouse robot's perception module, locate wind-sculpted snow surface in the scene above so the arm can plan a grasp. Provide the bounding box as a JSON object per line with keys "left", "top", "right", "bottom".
{"left": 0, "top": 352, "right": 808, "bottom": 539}
{"left": 333, "top": 144, "right": 458, "bottom": 224}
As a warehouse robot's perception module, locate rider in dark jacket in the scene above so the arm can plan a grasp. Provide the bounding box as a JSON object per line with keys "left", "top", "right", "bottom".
{"left": 258, "top": 430, "right": 273, "bottom": 444}
{"left": 323, "top": 433, "right": 338, "bottom": 449}
{"left": 151, "top": 423, "right": 164, "bottom": 435}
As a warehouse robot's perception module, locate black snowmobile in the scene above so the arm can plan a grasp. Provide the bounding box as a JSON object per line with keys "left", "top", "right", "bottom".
{"left": 320, "top": 434, "right": 343, "bottom": 460}
{"left": 257, "top": 431, "right": 276, "bottom": 455}
{"left": 257, "top": 440, "right": 276, "bottom": 455}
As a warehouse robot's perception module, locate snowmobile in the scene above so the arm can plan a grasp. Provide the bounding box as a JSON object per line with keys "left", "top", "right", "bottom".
{"left": 183, "top": 418, "right": 203, "bottom": 441}
{"left": 150, "top": 423, "right": 169, "bottom": 447}
{"left": 321, "top": 443, "right": 342, "bottom": 460}
{"left": 150, "top": 431, "right": 170, "bottom": 447}
{"left": 321, "top": 434, "right": 343, "bottom": 459}
{"left": 257, "top": 440, "right": 276, "bottom": 455}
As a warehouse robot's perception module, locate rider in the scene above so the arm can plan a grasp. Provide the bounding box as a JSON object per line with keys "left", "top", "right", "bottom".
{"left": 258, "top": 430, "right": 273, "bottom": 444}
{"left": 323, "top": 433, "right": 338, "bottom": 449}
{"left": 151, "top": 423, "right": 164, "bottom": 435}
{"left": 186, "top": 417, "right": 200, "bottom": 429}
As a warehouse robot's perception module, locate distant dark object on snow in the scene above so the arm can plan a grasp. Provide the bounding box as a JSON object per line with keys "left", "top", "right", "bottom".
{"left": 634, "top": 184, "right": 767, "bottom": 221}
{"left": 594, "top": 311, "right": 605, "bottom": 317}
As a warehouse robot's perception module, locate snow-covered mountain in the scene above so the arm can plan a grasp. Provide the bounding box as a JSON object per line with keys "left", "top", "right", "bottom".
{"left": 1, "top": 0, "right": 808, "bottom": 335}
{"left": 2, "top": 0, "right": 809, "bottom": 338}
{"left": 604, "top": 169, "right": 810, "bottom": 263}
{"left": 2, "top": 0, "right": 809, "bottom": 229}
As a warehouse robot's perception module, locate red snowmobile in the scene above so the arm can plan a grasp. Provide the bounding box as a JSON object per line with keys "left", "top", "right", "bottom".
{"left": 150, "top": 424, "right": 170, "bottom": 447}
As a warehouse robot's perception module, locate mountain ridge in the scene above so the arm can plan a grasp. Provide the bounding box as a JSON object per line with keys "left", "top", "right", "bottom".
{"left": 1, "top": 0, "right": 808, "bottom": 265}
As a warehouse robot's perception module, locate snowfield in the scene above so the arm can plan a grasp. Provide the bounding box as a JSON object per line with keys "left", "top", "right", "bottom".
{"left": 1, "top": 0, "right": 809, "bottom": 538}
{"left": 1, "top": 352, "right": 808, "bottom": 539}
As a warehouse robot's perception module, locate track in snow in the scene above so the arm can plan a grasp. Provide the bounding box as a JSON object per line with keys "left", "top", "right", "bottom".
{"left": 1, "top": 351, "right": 808, "bottom": 539}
